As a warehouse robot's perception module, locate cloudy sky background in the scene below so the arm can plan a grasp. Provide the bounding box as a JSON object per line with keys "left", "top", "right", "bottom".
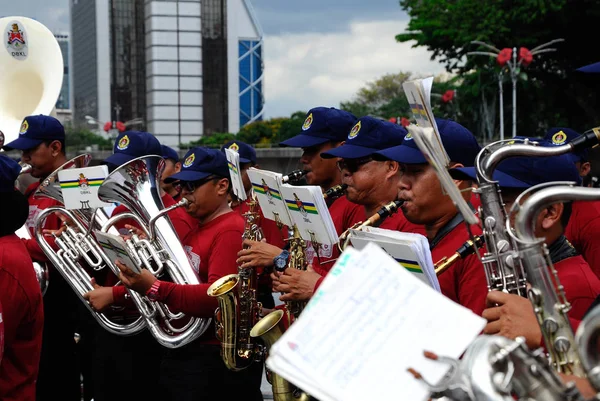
{"left": 3, "top": 0, "right": 446, "bottom": 118}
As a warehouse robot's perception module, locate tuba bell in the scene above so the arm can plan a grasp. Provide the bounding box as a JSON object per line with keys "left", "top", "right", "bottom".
{"left": 97, "top": 155, "right": 211, "bottom": 348}
{"left": 33, "top": 154, "right": 146, "bottom": 335}
{"left": 0, "top": 16, "right": 63, "bottom": 145}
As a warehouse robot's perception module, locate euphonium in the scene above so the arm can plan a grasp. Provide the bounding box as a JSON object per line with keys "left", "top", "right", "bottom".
{"left": 474, "top": 128, "right": 600, "bottom": 296}
{"left": 97, "top": 155, "right": 211, "bottom": 347}
{"left": 250, "top": 310, "right": 310, "bottom": 401}
{"left": 15, "top": 224, "right": 49, "bottom": 296}
{"left": 207, "top": 197, "right": 265, "bottom": 370}
{"left": 18, "top": 162, "right": 32, "bottom": 175}
{"left": 434, "top": 236, "right": 485, "bottom": 276}
{"left": 576, "top": 301, "right": 600, "bottom": 392}
{"left": 33, "top": 154, "right": 146, "bottom": 335}
{"left": 338, "top": 200, "right": 403, "bottom": 252}
{"left": 508, "top": 183, "right": 598, "bottom": 376}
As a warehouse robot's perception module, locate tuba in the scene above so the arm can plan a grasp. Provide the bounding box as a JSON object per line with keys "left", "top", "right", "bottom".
{"left": 97, "top": 155, "right": 211, "bottom": 348}
{"left": 207, "top": 196, "right": 265, "bottom": 370}
{"left": 33, "top": 154, "right": 146, "bottom": 335}
{"left": 0, "top": 16, "right": 63, "bottom": 145}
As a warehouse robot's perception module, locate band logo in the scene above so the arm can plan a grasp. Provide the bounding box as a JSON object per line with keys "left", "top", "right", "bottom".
{"left": 117, "top": 135, "right": 130, "bottom": 151}
{"left": 78, "top": 173, "right": 92, "bottom": 195}
{"left": 302, "top": 113, "right": 313, "bottom": 131}
{"left": 5, "top": 21, "right": 28, "bottom": 60}
{"left": 348, "top": 121, "right": 361, "bottom": 139}
{"left": 183, "top": 153, "right": 195, "bottom": 168}
{"left": 19, "top": 119, "right": 29, "bottom": 135}
{"left": 552, "top": 130, "right": 567, "bottom": 145}
{"left": 229, "top": 142, "right": 240, "bottom": 152}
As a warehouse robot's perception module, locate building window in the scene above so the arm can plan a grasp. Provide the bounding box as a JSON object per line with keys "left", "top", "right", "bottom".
{"left": 239, "top": 39, "right": 263, "bottom": 126}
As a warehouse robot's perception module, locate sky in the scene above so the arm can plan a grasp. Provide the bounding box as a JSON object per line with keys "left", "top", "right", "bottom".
{"left": 3, "top": 0, "right": 446, "bottom": 119}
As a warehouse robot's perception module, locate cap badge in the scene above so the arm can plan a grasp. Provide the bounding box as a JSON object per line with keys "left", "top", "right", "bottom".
{"left": 116, "top": 135, "right": 130, "bottom": 150}
{"left": 552, "top": 130, "right": 567, "bottom": 145}
{"left": 19, "top": 119, "right": 29, "bottom": 135}
{"left": 404, "top": 132, "right": 413, "bottom": 141}
{"left": 348, "top": 121, "right": 361, "bottom": 139}
{"left": 229, "top": 142, "right": 239, "bottom": 152}
{"left": 183, "top": 153, "right": 195, "bottom": 168}
{"left": 302, "top": 113, "right": 313, "bottom": 131}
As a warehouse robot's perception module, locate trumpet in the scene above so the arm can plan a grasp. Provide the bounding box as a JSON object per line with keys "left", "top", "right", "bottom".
{"left": 338, "top": 200, "right": 403, "bottom": 251}
{"left": 282, "top": 170, "right": 307, "bottom": 184}
{"left": 434, "top": 236, "right": 485, "bottom": 276}
{"left": 323, "top": 183, "right": 347, "bottom": 200}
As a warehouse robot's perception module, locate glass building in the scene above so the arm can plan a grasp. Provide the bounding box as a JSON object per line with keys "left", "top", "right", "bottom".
{"left": 54, "top": 34, "right": 71, "bottom": 110}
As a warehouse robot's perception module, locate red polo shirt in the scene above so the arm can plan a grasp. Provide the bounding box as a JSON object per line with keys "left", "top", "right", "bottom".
{"left": 0, "top": 234, "right": 44, "bottom": 401}
{"left": 555, "top": 254, "right": 600, "bottom": 321}
{"left": 22, "top": 182, "right": 61, "bottom": 262}
{"left": 565, "top": 200, "right": 600, "bottom": 280}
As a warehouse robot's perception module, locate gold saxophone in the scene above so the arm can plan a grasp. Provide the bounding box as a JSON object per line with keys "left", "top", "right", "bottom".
{"left": 207, "top": 197, "right": 265, "bottom": 370}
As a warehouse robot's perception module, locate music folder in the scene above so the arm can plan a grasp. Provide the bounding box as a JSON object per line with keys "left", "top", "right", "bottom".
{"left": 247, "top": 168, "right": 294, "bottom": 228}
{"left": 58, "top": 166, "right": 112, "bottom": 210}
{"left": 93, "top": 230, "right": 142, "bottom": 274}
{"left": 224, "top": 148, "right": 247, "bottom": 201}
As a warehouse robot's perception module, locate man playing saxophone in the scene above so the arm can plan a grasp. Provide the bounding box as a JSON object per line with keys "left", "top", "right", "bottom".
{"left": 113, "top": 147, "right": 263, "bottom": 401}
{"left": 450, "top": 140, "right": 600, "bottom": 349}
{"left": 2, "top": 115, "right": 81, "bottom": 401}
{"left": 373, "top": 118, "right": 489, "bottom": 315}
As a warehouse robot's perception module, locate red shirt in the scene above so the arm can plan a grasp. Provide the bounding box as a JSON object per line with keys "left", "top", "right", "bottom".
{"left": 378, "top": 209, "right": 426, "bottom": 235}
{"left": 565, "top": 201, "right": 600, "bottom": 280}
{"left": 432, "top": 222, "right": 488, "bottom": 316}
{"left": 555, "top": 255, "right": 600, "bottom": 321}
{"left": 22, "top": 182, "right": 61, "bottom": 262}
{"left": 0, "top": 234, "right": 44, "bottom": 401}
{"left": 154, "top": 211, "right": 245, "bottom": 344}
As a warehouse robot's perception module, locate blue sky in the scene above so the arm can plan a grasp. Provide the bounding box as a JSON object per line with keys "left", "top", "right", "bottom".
{"left": 3, "top": 0, "right": 445, "bottom": 119}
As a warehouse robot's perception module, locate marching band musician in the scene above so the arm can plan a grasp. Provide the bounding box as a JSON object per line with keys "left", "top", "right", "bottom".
{"left": 0, "top": 154, "right": 44, "bottom": 401}
{"left": 2, "top": 115, "right": 81, "bottom": 401}
{"left": 160, "top": 144, "right": 183, "bottom": 200}
{"left": 236, "top": 107, "right": 365, "bottom": 303}
{"left": 372, "top": 118, "right": 489, "bottom": 315}
{"left": 220, "top": 140, "right": 286, "bottom": 309}
{"left": 320, "top": 115, "right": 425, "bottom": 234}
{"left": 450, "top": 141, "right": 600, "bottom": 349}
{"left": 113, "top": 147, "right": 263, "bottom": 401}
{"left": 543, "top": 127, "right": 600, "bottom": 280}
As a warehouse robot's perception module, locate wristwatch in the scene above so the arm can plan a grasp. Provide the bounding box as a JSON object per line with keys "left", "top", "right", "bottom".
{"left": 273, "top": 250, "right": 290, "bottom": 272}
{"left": 146, "top": 280, "right": 161, "bottom": 301}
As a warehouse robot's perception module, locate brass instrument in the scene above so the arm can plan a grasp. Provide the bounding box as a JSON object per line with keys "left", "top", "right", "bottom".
{"left": 508, "top": 183, "right": 594, "bottom": 376}
{"left": 33, "top": 154, "right": 146, "bottom": 335}
{"left": 338, "top": 200, "right": 403, "bottom": 252}
{"left": 97, "top": 155, "right": 211, "bottom": 347}
{"left": 207, "top": 197, "right": 265, "bottom": 371}
{"left": 280, "top": 225, "right": 309, "bottom": 322}
{"left": 18, "top": 162, "right": 32, "bottom": 175}
{"left": 434, "top": 236, "right": 485, "bottom": 276}
{"left": 323, "top": 183, "right": 347, "bottom": 200}
{"left": 282, "top": 170, "right": 307, "bottom": 184}
{"left": 576, "top": 301, "right": 600, "bottom": 392}
{"left": 250, "top": 310, "right": 310, "bottom": 401}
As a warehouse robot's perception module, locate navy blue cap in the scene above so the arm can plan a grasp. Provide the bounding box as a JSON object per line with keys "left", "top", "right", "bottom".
{"left": 577, "top": 61, "right": 600, "bottom": 73}
{"left": 543, "top": 127, "right": 588, "bottom": 163}
{"left": 373, "top": 118, "right": 481, "bottom": 167}
{"left": 278, "top": 107, "right": 357, "bottom": 148}
{"left": 3, "top": 115, "right": 65, "bottom": 151}
{"left": 161, "top": 145, "right": 180, "bottom": 162}
{"left": 450, "top": 139, "right": 581, "bottom": 188}
{"left": 0, "top": 155, "right": 21, "bottom": 192}
{"left": 104, "top": 131, "right": 162, "bottom": 167}
{"left": 320, "top": 116, "right": 406, "bottom": 159}
{"left": 165, "top": 147, "right": 230, "bottom": 183}
{"left": 221, "top": 140, "right": 257, "bottom": 164}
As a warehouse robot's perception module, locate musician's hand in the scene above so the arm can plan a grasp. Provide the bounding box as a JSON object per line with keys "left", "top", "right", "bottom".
{"left": 558, "top": 373, "right": 597, "bottom": 399}
{"left": 271, "top": 271, "right": 283, "bottom": 292}
{"left": 83, "top": 278, "right": 114, "bottom": 312}
{"left": 116, "top": 260, "right": 156, "bottom": 294}
{"left": 278, "top": 265, "right": 321, "bottom": 302}
{"left": 482, "top": 290, "right": 542, "bottom": 349}
{"left": 122, "top": 224, "right": 148, "bottom": 240}
{"left": 43, "top": 224, "right": 68, "bottom": 237}
{"left": 236, "top": 240, "right": 282, "bottom": 268}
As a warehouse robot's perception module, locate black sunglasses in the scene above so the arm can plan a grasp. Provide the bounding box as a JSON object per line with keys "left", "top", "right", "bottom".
{"left": 336, "top": 156, "right": 373, "bottom": 173}
{"left": 176, "top": 176, "right": 216, "bottom": 192}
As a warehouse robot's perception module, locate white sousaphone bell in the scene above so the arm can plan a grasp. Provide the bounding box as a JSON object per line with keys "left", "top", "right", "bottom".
{"left": 0, "top": 16, "right": 63, "bottom": 148}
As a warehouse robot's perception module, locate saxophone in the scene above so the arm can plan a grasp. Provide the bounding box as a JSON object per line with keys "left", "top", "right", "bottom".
{"left": 434, "top": 236, "right": 485, "bottom": 276}
{"left": 207, "top": 197, "right": 265, "bottom": 370}
{"left": 282, "top": 224, "right": 308, "bottom": 322}
{"left": 509, "top": 183, "right": 594, "bottom": 376}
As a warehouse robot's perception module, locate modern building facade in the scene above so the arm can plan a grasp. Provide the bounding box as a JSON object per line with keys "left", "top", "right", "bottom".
{"left": 54, "top": 34, "right": 71, "bottom": 111}
{"left": 71, "top": 0, "right": 263, "bottom": 147}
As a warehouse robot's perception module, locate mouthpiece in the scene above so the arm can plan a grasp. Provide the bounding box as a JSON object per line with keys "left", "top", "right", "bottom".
{"left": 570, "top": 126, "right": 600, "bottom": 152}
{"left": 282, "top": 170, "right": 307, "bottom": 183}
{"left": 18, "top": 162, "right": 32, "bottom": 175}
{"left": 323, "top": 184, "right": 347, "bottom": 200}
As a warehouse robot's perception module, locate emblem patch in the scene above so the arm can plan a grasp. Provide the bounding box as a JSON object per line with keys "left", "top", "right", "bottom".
{"left": 5, "top": 21, "right": 28, "bottom": 60}
{"left": 183, "top": 153, "right": 195, "bottom": 168}
{"left": 229, "top": 142, "right": 239, "bottom": 152}
{"left": 302, "top": 113, "right": 313, "bottom": 131}
{"left": 348, "top": 121, "right": 361, "bottom": 139}
{"left": 552, "top": 131, "right": 567, "bottom": 145}
{"left": 404, "top": 132, "right": 413, "bottom": 141}
{"left": 19, "top": 119, "right": 29, "bottom": 135}
{"left": 116, "top": 135, "right": 129, "bottom": 150}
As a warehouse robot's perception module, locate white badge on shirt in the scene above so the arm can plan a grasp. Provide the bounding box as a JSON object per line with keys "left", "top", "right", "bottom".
{"left": 27, "top": 205, "right": 41, "bottom": 228}
{"left": 184, "top": 245, "right": 201, "bottom": 277}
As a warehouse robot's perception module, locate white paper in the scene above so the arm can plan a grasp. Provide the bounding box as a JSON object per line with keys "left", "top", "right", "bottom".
{"left": 266, "top": 242, "right": 486, "bottom": 401}
{"left": 247, "top": 168, "right": 293, "bottom": 227}
{"left": 93, "top": 230, "right": 142, "bottom": 274}
{"left": 224, "top": 148, "right": 247, "bottom": 201}
{"left": 58, "top": 166, "right": 112, "bottom": 210}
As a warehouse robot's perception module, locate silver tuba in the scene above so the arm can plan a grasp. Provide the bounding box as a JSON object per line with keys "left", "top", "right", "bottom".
{"left": 97, "top": 155, "right": 211, "bottom": 348}
{"left": 576, "top": 301, "right": 600, "bottom": 392}
{"left": 33, "top": 154, "right": 146, "bottom": 335}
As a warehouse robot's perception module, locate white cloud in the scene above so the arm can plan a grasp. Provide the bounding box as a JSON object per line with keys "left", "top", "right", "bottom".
{"left": 262, "top": 20, "right": 446, "bottom": 118}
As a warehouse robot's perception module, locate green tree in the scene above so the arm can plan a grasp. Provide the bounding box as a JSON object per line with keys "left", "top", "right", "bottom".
{"left": 65, "top": 127, "right": 113, "bottom": 151}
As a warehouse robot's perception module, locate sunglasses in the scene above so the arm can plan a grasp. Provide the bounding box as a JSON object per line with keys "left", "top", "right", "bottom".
{"left": 336, "top": 156, "right": 373, "bottom": 173}
{"left": 176, "top": 176, "right": 216, "bottom": 192}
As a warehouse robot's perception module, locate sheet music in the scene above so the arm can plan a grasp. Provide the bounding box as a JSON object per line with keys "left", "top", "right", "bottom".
{"left": 247, "top": 168, "right": 293, "bottom": 227}
{"left": 224, "top": 148, "right": 247, "bottom": 201}
{"left": 267, "top": 242, "right": 486, "bottom": 401}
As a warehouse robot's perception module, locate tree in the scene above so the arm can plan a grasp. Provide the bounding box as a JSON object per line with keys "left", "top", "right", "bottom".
{"left": 396, "top": 0, "right": 600, "bottom": 138}
{"left": 65, "top": 127, "right": 113, "bottom": 151}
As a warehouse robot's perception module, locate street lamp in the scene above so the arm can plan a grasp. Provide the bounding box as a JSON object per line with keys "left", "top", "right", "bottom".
{"left": 85, "top": 114, "right": 144, "bottom": 140}
{"left": 466, "top": 38, "right": 564, "bottom": 140}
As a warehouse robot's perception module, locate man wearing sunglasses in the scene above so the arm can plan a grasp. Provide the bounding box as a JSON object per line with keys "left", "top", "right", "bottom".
{"left": 236, "top": 107, "right": 366, "bottom": 305}
{"left": 2, "top": 114, "right": 81, "bottom": 401}
{"left": 373, "top": 118, "right": 489, "bottom": 316}
{"left": 160, "top": 144, "right": 183, "bottom": 201}
{"left": 113, "top": 147, "right": 264, "bottom": 401}
{"left": 320, "top": 116, "right": 425, "bottom": 235}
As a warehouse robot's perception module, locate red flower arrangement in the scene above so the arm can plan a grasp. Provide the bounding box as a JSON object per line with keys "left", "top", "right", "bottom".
{"left": 497, "top": 48, "right": 512, "bottom": 66}
{"left": 441, "top": 90, "right": 455, "bottom": 103}
{"left": 518, "top": 47, "right": 533, "bottom": 66}
{"left": 400, "top": 117, "right": 411, "bottom": 127}
{"left": 103, "top": 122, "right": 112, "bottom": 132}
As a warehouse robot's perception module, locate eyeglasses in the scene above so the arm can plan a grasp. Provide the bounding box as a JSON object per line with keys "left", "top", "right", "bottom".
{"left": 336, "top": 156, "right": 373, "bottom": 173}
{"left": 177, "top": 176, "right": 215, "bottom": 192}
